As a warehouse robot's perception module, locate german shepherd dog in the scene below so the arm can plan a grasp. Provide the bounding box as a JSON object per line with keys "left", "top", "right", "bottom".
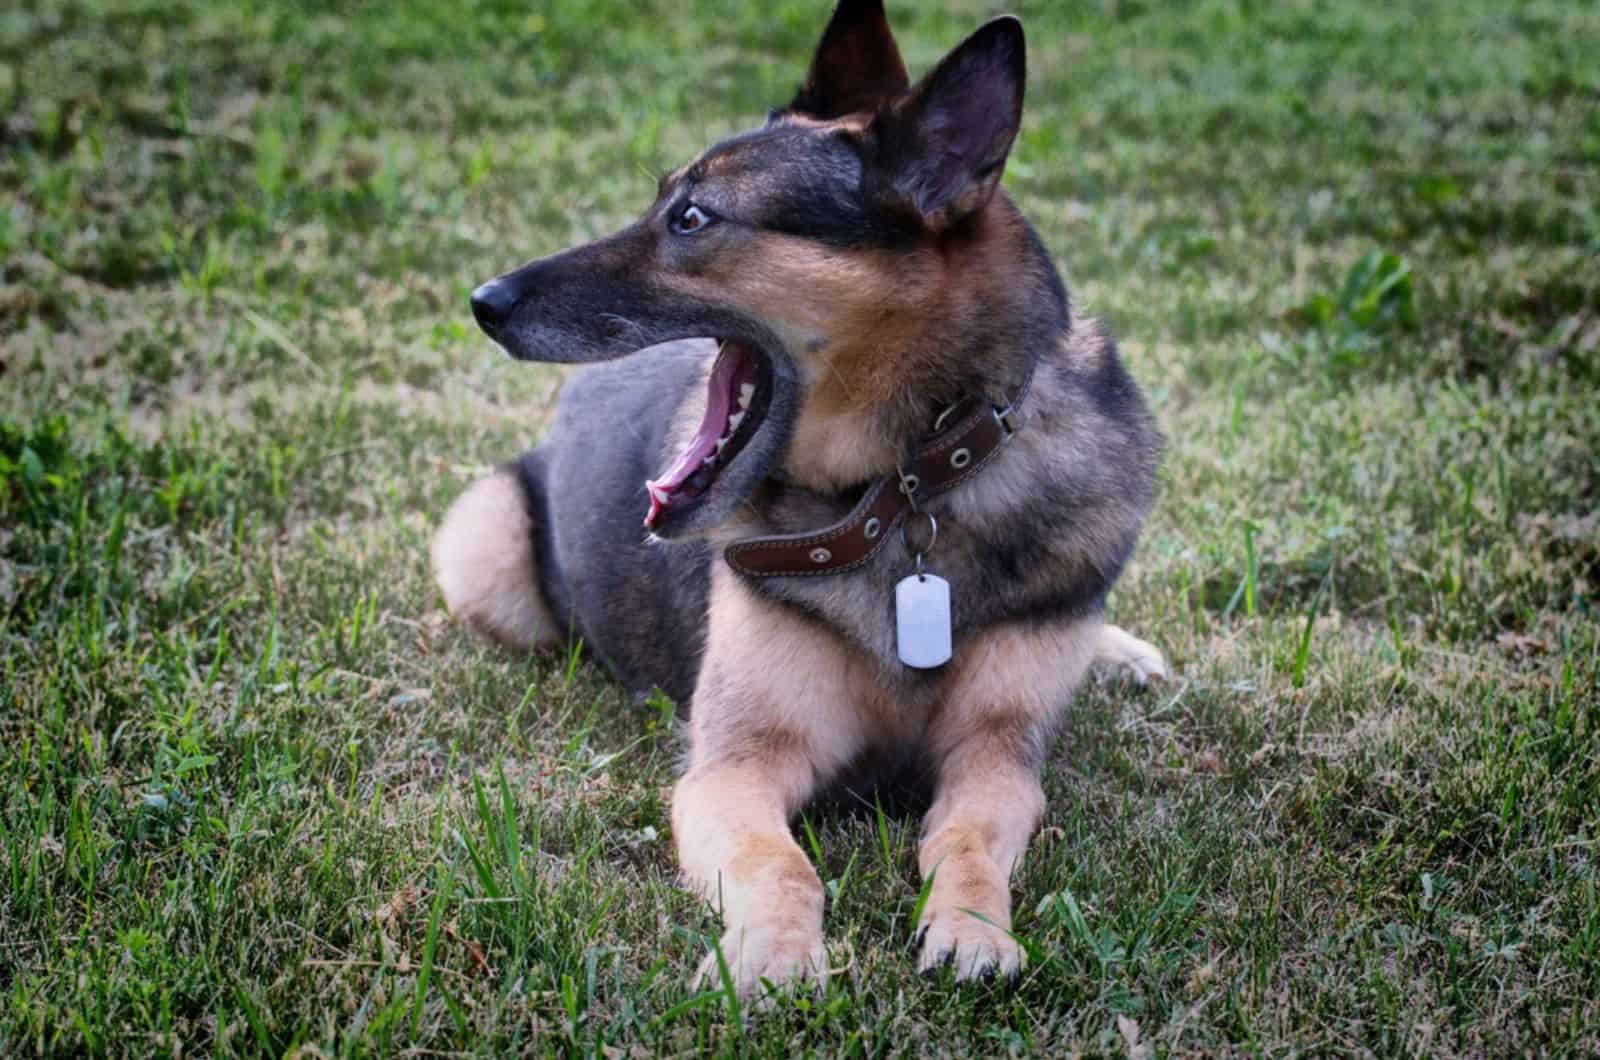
{"left": 433, "top": 0, "right": 1166, "bottom": 994}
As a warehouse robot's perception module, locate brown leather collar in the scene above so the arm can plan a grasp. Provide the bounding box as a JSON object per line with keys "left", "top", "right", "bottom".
{"left": 725, "top": 395, "right": 1022, "bottom": 578}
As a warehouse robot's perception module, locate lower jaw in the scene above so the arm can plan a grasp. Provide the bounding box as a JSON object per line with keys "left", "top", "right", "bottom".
{"left": 644, "top": 339, "right": 772, "bottom": 530}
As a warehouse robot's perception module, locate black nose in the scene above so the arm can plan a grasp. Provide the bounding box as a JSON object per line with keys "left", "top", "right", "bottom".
{"left": 470, "top": 278, "right": 518, "bottom": 333}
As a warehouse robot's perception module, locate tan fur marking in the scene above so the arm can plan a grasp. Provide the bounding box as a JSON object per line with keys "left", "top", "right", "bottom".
{"left": 775, "top": 112, "right": 874, "bottom": 136}
{"left": 660, "top": 235, "right": 927, "bottom": 489}
{"left": 727, "top": 834, "right": 814, "bottom": 888}
{"left": 796, "top": 206, "right": 1031, "bottom": 418}
{"left": 933, "top": 619, "right": 1098, "bottom": 755}
{"left": 670, "top": 570, "right": 900, "bottom": 995}
{"left": 690, "top": 564, "right": 886, "bottom": 761}
{"left": 431, "top": 471, "right": 557, "bottom": 651}
{"left": 1095, "top": 623, "right": 1169, "bottom": 684}
{"left": 914, "top": 617, "right": 1101, "bottom": 979}
{"left": 650, "top": 177, "right": 1046, "bottom": 490}
{"left": 673, "top": 756, "right": 827, "bottom": 997}
{"left": 674, "top": 566, "right": 970, "bottom": 996}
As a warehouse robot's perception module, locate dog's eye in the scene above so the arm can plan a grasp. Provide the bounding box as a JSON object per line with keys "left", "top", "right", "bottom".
{"left": 672, "top": 203, "right": 715, "bottom": 235}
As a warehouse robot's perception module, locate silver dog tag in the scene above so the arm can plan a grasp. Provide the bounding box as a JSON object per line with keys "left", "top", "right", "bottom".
{"left": 896, "top": 573, "right": 952, "bottom": 669}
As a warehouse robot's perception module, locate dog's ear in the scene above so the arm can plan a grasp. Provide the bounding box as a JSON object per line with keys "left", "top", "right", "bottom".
{"left": 870, "top": 16, "right": 1025, "bottom": 230}
{"left": 787, "top": 0, "right": 910, "bottom": 120}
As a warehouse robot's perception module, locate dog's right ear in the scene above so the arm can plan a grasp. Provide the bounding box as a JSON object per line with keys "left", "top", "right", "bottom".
{"left": 868, "top": 16, "right": 1026, "bottom": 231}
{"left": 785, "top": 0, "right": 910, "bottom": 120}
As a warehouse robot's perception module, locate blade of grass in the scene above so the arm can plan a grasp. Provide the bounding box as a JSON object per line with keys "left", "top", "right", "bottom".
{"left": 410, "top": 864, "right": 454, "bottom": 1035}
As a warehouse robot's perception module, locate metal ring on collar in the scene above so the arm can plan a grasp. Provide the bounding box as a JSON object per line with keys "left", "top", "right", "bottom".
{"left": 900, "top": 510, "right": 938, "bottom": 557}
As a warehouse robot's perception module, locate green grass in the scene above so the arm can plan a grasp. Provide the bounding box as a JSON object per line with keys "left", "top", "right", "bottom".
{"left": 2, "top": 0, "right": 1598, "bottom": 1054}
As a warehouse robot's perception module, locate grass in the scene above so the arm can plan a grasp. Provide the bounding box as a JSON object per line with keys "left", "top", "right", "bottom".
{"left": 2, "top": 0, "right": 1597, "bottom": 1054}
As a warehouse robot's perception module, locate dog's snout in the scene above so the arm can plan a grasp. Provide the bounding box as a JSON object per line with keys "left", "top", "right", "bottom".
{"left": 470, "top": 277, "right": 519, "bottom": 334}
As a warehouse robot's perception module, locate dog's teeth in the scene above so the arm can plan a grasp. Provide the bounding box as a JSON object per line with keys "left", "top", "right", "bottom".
{"left": 701, "top": 453, "right": 717, "bottom": 468}
{"left": 737, "top": 383, "right": 755, "bottom": 409}
{"left": 726, "top": 411, "right": 745, "bottom": 435}
{"left": 715, "top": 437, "right": 729, "bottom": 454}
{"left": 648, "top": 484, "right": 671, "bottom": 505}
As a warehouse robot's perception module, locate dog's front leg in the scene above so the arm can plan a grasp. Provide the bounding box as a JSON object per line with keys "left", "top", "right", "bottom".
{"left": 915, "top": 732, "right": 1044, "bottom": 980}
{"left": 673, "top": 751, "right": 826, "bottom": 996}
{"left": 672, "top": 571, "right": 867, "bottom": 997}
{"left": 915, "top": 620, "right": 1098, "bottom": 980}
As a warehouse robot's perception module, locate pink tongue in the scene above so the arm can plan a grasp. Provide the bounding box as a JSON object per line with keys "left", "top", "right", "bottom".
{"left": 644, "top": 346, "right": 741, "bottom": 527}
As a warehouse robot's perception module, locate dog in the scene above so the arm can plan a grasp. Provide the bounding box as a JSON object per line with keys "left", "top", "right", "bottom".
{"left": 432, "top": 0, "right": 1166, "bottom": 995}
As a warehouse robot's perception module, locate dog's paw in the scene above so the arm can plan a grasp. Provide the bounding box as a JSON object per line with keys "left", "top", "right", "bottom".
{"left": 915, "top": 909, "right": 1023, "bottom": 982}
{"left": 693, "top": 924, "right": 827, "bottom": 1000}
{"left": 1095, "top": 624, "right": 1169, "bottom": 685}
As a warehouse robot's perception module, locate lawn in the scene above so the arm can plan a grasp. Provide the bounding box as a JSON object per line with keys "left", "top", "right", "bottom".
{"left": 2, "top": 0, "right": 1598, "bottom": 1054}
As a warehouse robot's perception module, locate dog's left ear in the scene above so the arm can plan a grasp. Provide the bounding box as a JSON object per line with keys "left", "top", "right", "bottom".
{"left": 787, "top": 0, "right": 911, "bottom": 119}
{"left": 871, "top": 16, "right": 1026, "bottom": 230}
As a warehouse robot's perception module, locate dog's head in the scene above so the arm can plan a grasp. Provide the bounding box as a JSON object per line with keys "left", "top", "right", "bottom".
{"left": 471, "top": 1, "right": 1028, "bottom": 538}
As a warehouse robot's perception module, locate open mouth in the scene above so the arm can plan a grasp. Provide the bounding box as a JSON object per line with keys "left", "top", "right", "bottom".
{"left": 644, "top": 340, "right": 771, "bottom": 528}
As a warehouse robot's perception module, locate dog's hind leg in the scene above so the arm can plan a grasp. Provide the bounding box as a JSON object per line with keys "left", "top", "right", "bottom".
{"left": 1094, "top": 623, "right": 1168, "bottom": 684}
{"left": 431, "top": 466, "right": 559, "bottom": 651}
